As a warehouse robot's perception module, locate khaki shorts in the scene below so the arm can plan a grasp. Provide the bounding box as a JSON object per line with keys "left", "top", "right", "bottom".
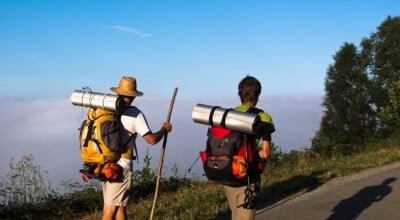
{"left": 102, "top": 169, "right": 132, "bottom": 206}
{"left": 223, "top": 182, "right": 260, "bottom": 220}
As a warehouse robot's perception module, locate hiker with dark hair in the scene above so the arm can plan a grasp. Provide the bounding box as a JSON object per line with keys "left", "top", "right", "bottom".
{"left": 81, "top": 76, "right": 172, "bottom": 220}
{"left": 224, "top": 75, "right": 275, "bottom": 220}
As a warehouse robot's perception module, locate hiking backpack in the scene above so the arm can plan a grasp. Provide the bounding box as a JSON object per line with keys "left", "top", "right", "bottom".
{"left": 200, "top": 107, "right": 264, "bottom": 187}
{"left": 78, "top": 108, "right": 135, "bottom": 181}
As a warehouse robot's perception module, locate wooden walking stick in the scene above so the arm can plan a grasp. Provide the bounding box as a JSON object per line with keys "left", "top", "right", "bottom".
{"left": 150, "top": 87, "right": 178, "bottom": 220}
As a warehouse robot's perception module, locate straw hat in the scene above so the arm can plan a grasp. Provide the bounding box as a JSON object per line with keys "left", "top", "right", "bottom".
{"left": 110, "top": 76, "right": 143, "bottom": 97}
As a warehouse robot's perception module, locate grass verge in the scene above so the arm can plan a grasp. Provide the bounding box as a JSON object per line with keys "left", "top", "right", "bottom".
{"left": 1, "top": 137, "right": 399, "bottom": 219}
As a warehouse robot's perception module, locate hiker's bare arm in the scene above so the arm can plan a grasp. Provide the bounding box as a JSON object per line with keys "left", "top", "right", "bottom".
{"left": 81, "top": 174, "right": 91, "bottom": 182}
{"left": 258, "top": 140, "right": 271, "bottom": 159}
{"left": 143, "top": 122, "right": 172, "bottom": 145}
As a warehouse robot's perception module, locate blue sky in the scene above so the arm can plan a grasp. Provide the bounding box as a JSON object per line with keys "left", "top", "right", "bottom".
{"left": 1, "top": 0, "right": 398, "bottom": 99}
{"left": 0, "top": 1, "right": 399, "bottom": 188}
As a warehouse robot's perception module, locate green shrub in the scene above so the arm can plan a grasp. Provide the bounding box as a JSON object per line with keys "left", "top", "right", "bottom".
{"left": 1, "top": 134, "right": 400, "bottom": 219}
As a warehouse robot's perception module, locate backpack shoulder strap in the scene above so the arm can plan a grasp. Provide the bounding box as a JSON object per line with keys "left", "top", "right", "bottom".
{"left": 246, "top": 106, "right": 263, "bottom": 115}
{"left": 82, "top": 108, "right": 97, "bottom": 147}
{"left": 119, "top": 107, "right": 139, "bottom": 162}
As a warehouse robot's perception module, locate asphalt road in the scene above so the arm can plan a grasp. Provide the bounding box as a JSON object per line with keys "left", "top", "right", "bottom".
{"left": 256, "top": 162, "right": 400, "bottom": 220}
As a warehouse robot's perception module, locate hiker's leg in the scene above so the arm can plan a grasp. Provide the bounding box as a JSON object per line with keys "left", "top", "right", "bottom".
{"left": 224, "top": 186, "right": 243, "bottom": 220}
{"left": 102, "top": 169, "right": 132, "bottom": 220}
{"left": 102, "top": 182, "right": 124, "bottom": 220}
{"left": 234, "top": 188, "right": 256, "bottom": 220}
{"left": 115, "top": 206, "right": 127, "bottom": 220}
{"left": 102, "top": 170, "right": 132, "bottom": 204}
{"left": 102, "top": 204, "right": 118, "bottom": 220}
{"left": 224, "top": 185, "right": 255, "bottom": 220}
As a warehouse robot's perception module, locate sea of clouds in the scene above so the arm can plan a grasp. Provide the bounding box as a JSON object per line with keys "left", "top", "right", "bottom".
{"left": 0, "top": 94, "right": 322, "bottom": 192}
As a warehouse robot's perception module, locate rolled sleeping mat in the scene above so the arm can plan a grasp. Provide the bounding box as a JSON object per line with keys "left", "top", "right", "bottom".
{"left": 70, "top": 90, "right": 124, "bottom": 112}
{"left": 192, "top": 103, "right": 260, "bottom": 134}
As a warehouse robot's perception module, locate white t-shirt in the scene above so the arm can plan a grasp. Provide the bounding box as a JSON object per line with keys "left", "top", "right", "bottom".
{"left": 117, "top": 106, "right": 151, "bottom": 169}
{"left": 120, "top": 106, "right": 151, "bottom": 136}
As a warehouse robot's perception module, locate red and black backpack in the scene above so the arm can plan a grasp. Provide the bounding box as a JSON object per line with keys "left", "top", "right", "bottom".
{"left": 200, "top": 107, "right": 264, "bottom": 187}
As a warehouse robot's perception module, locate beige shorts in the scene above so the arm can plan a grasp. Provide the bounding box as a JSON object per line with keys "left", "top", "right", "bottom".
{"left": 102, "top": 169, "right": 132, "bottom": 206}
{"left": 223, "top": 182, "right": 259, "bottom": 220}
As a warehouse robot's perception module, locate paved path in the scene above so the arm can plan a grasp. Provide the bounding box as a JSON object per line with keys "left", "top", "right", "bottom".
{"left": 256, "top": 162, "right": 400, "bottom": 220}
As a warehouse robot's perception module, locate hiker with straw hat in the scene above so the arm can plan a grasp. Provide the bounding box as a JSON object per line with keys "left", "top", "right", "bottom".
{"left": 82, "top": 76, "right": 172, "bottom": 220}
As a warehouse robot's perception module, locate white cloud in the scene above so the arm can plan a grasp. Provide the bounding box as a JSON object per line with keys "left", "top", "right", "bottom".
{"left": 107, "top": 25, "right": 152, "bottom": 38}
{"left": 0, "top": 94, "right": 323, "bottom": 191}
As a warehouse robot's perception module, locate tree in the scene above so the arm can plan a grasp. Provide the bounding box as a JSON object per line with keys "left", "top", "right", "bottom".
{"left": 379, "top": 79, "right": 400, "bottom": 131}
{"left": 312, "top": 43, "right": 376, "bottom": 155}
{"left": 360, "top": 16, "right": 400, "bottom": 133}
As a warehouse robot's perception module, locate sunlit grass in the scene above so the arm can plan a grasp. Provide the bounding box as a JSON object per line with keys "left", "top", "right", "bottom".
{"left": 1, "top": 137, "right": 399, "bottom": 219}
{"left": 124, "top": 140, "right": 400, "bottom": 219}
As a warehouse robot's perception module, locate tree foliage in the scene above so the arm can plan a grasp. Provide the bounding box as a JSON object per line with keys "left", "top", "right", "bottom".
{"left": 313, "top": 16, "right": 400, "bottom": 155}
{"left": 379, "top": 79, "right": 400, "bottom": 130}
{"left": 312, "top": 43, "right": 375, "bottom": 155}
{"left": 361, "top": 16, "right": 400, "bottom": 132}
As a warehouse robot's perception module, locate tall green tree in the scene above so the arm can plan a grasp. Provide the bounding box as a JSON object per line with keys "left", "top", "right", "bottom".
{"left": 360, "top": 16, "right": 400, "bottom": 133}
{"left": 312, "top": 43, "right": 376, "bottom": 155}
{"left": 379, "top": 79, "right": 400, "bottom": 130}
